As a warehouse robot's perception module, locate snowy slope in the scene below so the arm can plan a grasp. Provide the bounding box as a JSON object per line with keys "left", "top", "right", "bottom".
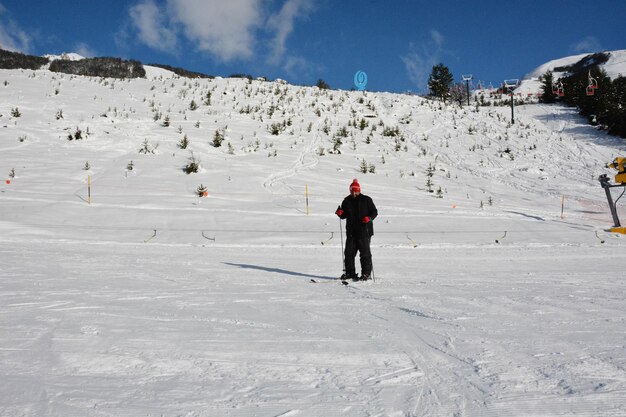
{"left": 516, "top": 49, "right": 626, "bottom": 95}
{"left": 1, "top": 66, "right": 625, "bottom": 417}
{"left": 43, "top": 52, "right": 85, "bottom": 62}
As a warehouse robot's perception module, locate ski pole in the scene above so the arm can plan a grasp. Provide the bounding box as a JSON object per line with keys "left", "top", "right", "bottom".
{"left": 370, "top": 236, "right": 376, "bottom": 282}
{"left": 339, "top": 217, "right": 345, "bottom": 274}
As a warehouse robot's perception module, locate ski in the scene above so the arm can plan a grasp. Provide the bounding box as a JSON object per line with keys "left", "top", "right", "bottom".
{"left": 308, "top": 278, "right": 354, "bottom": 285}
{"left": 309, "top": 275, "right": 375, "bottom": 285}
{"left": 309, "top": 278, "right": 342, "bottom": 284}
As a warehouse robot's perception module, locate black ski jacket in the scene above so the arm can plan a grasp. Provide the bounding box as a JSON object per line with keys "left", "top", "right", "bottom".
{"left": 339, "top": 194, "right": 378, "bottom": 238}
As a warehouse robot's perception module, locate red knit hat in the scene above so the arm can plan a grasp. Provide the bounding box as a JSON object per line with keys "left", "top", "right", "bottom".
{"left": 350, "top": 178, "right": 361, "bottom": 192}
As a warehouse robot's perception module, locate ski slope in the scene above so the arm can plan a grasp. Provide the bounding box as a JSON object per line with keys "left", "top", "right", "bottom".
{"left": 1, "top": 66, "right": 625, "bottom": 417}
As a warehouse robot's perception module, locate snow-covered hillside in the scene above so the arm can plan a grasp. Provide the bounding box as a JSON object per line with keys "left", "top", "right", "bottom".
{"left": 1, "top": 66, "right": 625, "bottom": 416}
{"left": 516, "top": 49, "right": 626, "bottom": 96}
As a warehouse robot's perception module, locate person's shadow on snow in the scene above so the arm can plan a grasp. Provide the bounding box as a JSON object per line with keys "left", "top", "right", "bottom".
{"left": 223, "top": 262, "right": 335, "bottom": 281}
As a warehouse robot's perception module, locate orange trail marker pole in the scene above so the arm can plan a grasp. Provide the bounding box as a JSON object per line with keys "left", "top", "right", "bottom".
{"left": 88, "top": 175, "right": 91, "bottom": 205}
{"left": 305, "top": 184, "right": 309, "bottom": 215}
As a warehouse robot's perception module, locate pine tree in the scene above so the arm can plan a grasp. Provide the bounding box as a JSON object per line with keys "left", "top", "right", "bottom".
{"left": 213, "top": 129, "right": 224, "bottom": 147}
{"left": 183, "top": 152, "right": 200, "bottom": 174}
{"left": 196, "top": 184, "right": 208, "bottom": 197}
{"left": 428, "top": 63, "right": 454, "bottom": 102}
{"left": 316, "top": 79, "right": 330, "bottom": 90}
{"left": 178, "top": 135, "right": 190, "bottom": 149}
{"left": 540, "top": 71, "right": 557, "bottom": 104}
{"left": 360, "top": 160, "right": 368, "bottom": 173}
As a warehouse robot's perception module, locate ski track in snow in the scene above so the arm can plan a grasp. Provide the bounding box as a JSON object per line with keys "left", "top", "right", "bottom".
{"left": 262, "top": 132, "right": 321, "bottom": 210}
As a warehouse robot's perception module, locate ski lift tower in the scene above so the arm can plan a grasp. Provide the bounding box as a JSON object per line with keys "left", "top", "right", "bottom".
{"left": 504, "top": 79, "right": 519, "bottom": 124}
{"left": 462, "top": 74, "right": 473, "bottom": 106}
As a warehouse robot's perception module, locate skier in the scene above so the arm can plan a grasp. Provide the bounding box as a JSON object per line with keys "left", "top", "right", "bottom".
{"left": 335, "top": 179, "right": 378, "bottom": 281}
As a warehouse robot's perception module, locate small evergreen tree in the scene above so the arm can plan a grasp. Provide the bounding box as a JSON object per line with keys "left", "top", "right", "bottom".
{"left": 213, "top": 129, "right": 224, "bottom": 147}
{"left": 183, "top": 152, "right": 200, "bottom": 174}
{"left": 178, "top": 135, "right": 190, "bottom": 149}
{"left": 332, "top": 136, "right": 342, "bottom": 154}
{"left": 196, "top": 184, "right": 208, "bottom": 196}
{"left": 138, "top": 139, "right": 157, "bottom": 154}
{"left": 426, "top": 177, "right": 434, "bottom": 193}
{"left": 360, "top": 159, "right": 368, "bottom": 173}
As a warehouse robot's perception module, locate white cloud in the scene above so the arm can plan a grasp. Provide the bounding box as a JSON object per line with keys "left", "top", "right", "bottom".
{"left": 430, "top": 30, "right": 444, "bottom": 48}
{"left": 266, "top": 0, "right": 314, "bottom": 65}
{"left": 0, "top": 5, "right": 32, "bottom": 52}
{"left": 571, "top": 36, "right": 602, "bottom": 54}
{"left": 129, "top": 0, "right": 177, "bottom": 52}
{"left": 167, "top": 0, "right": 263, "bottom": 62}
{"left": 126, "top": 0, "right": 314, "bottom": 64}
{"left": 402, "top": 30, "right": 447, "bottom": 92}
{"left": 73, "top": 42, "right": 96, "bottom": 58}
{"left": 283, "top": 55, "right": 323, "bottom": 81}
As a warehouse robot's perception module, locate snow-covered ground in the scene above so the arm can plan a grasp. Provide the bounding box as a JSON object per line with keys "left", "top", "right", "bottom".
{"left": 1, "top": 67, "right": 625, "bottom": 416}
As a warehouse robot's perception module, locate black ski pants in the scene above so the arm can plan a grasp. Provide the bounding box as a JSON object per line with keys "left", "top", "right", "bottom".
{"left": 344, "top": 235, "right": 372, "bottom": 277}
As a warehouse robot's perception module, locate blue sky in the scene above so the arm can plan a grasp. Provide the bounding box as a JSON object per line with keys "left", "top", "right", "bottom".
{"left": 1, "top": 0, "right": 624, "bottom": 93}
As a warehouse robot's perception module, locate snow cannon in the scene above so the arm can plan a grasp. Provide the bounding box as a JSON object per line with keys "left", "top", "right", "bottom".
{"left": 599, "top": 157, "right": 626, "bottom": 234}
{"left": 608, "top": 157, "right": 626, "bottom": 184}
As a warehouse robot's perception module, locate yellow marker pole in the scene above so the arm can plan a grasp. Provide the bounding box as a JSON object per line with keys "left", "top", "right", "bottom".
{"left": 561, "top": 195, "right": 564, "bottom": 219}
{"left": 88, "top": 175, "right": 91, "bottom": 205}
{"left": 305, "top": 184, "right": 309, "bottom": 215}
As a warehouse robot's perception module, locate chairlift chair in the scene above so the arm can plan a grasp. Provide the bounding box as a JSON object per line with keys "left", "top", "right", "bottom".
{"left": 588, "top": 71, "right": 598, "bottom": 89}
{"left": 556, "top": 81, "right": 565, "bottom": 97}
{"left": 504, "top": 79, "right": 519, "bottom": 96}
{"left": 586, "top": 71, "right": 598, "bottom": 96}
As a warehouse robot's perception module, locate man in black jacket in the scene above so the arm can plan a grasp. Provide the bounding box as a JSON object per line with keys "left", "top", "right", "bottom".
{"left": 335, "top": 179, "right": 378, "bottom": 281}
